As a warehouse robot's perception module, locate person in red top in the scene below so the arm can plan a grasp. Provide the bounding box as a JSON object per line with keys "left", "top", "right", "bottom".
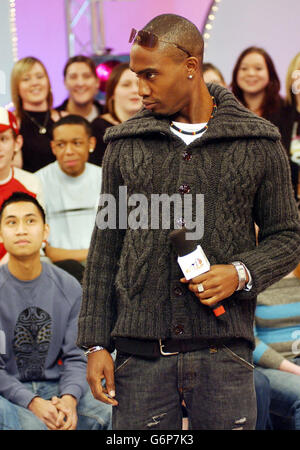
{"left": 0, "top": 107, "right": 44, "bottom": 262}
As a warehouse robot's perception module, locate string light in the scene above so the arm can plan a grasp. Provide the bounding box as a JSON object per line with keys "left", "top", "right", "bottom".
{"left": 4, "top": 1, "right": 18, "bottom": 110}
{"left": 203, "top": 0, "right": 222, "bottom": 54}
{"left": 9, "top": 0, "right": 18, "bottom": 62}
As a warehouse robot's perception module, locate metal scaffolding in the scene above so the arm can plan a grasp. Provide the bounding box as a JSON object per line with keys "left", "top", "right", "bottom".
{"left": 65, "top": 0, "right": 107, "bottom": 57}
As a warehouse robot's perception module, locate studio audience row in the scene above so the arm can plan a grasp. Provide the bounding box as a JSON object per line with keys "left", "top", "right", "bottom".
{"left": 9, "top": 50, "right": 300, "bottom": 202}
{"left": 10, "top": 56, "right": 142, "bottom": 172}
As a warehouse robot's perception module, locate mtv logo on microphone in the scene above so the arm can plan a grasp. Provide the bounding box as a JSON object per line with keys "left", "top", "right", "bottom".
{"left": 0, "top": 330, "right": 6, "bottom": 355}
{"left": 178, "top": 245, "right": 210, "bottom": 280}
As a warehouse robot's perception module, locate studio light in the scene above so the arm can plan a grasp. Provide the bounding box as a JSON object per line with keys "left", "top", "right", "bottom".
{"left": 91, "top": 53, "right": 129, "bottom": 101}
{"left": 96, "top": 60, "right": 121, "bottom": 92}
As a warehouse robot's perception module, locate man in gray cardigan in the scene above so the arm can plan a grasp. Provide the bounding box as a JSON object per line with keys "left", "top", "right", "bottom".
{"left": 77, "top": 14, "right": 300, "bottom": 430}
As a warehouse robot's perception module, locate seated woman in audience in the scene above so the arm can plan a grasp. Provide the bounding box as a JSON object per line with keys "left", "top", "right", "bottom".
{"left": 56, "top": 55, "right": 102, "bottom": 122}
{"left": 254, "top": 264, "right": 300, "bottom": 429}
{"left": 90, "top": 62, "right": 142, "bottom": 166}
{"left": 10, "top": 57, "right": 63, "bottom": 172}
{"left": 275, "top": 53, "right": 300, "bottom": 201}
{"left": 203, "top": 62, "right": 227, "bottom": 87}
{"left": 231, "top": 46, "right": 284, "bottom": 124}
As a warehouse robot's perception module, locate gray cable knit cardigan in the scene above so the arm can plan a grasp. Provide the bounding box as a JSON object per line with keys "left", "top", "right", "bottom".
{"left": 77, "top": 84, "right": 300, "bottom": 351}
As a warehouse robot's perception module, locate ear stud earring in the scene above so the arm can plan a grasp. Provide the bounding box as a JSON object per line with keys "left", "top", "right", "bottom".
{"left": 188, "top": 74, "right": 193, "bottom": 79}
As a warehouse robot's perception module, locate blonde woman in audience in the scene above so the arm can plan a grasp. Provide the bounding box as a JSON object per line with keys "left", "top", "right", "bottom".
{"left": 11, "top": 57, "right": 64, "bottom": 173}
{"left": 275, "top": 52, "right": 300, "bottom": 201}
{"left": 90, "top": 62, "right": 142, "bottom": 166}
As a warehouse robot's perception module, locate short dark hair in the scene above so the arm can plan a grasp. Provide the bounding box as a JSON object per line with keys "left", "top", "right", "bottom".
{"left": 0, "top": 192, "right": 46, "bottom": 224}
{"left": 52, "top": 114, "right": 93, "bottom": 138}
{"left": 142, "top": 14, "right": 204, "bottom": 62}
{"left": 63, "top": 55, "right": 98, "bottom": 79}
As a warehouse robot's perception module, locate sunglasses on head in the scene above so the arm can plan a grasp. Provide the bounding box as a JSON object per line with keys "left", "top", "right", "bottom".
{"left": 129, "top": 28, "right": 192, "bottom": 58}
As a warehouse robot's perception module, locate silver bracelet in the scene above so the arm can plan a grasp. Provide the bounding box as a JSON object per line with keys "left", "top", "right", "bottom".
{"left": 84, "top": 345, "right": 105, "bottom": 357}
{"left": 231, "top": 261, "right": 247, "bottom": 291}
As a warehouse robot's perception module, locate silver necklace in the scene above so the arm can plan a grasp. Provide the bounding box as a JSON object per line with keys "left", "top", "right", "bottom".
{"left": 24, "top": 111, "right": 50, "bottom": 135}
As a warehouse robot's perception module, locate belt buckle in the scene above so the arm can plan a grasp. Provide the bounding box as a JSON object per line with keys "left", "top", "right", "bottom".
{"left": 159, "top": 339, "right": 179, "bottom": 356}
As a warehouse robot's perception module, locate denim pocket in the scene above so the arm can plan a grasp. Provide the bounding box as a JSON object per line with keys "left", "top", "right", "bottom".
{"left": 221, "top": 344, "right": 254, "bottom": 371}
{"left": 114, "top": 352, "right": 134, "bottom": 374}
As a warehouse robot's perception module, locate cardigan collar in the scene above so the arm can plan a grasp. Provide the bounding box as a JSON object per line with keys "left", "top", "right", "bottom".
{"left": 104, "top": 83, "right": 281, "bottom": 144}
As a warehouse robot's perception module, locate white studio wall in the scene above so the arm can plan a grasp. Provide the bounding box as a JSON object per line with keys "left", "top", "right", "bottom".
{"left": 204, "top": 0, "right": 300, "bottom": 94}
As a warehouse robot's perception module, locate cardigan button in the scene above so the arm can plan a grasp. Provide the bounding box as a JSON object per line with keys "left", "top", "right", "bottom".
{"left": 179, "top": 184, "right": 191, "bottom": 194}
{"left": 174, "top": 324, "right": 185, "bottom": 335}
{"left": 183, "top": 151, "right": 192, "bottom": 161}
{"left": 174, "top": 287, "right": 183, "bottom": 296}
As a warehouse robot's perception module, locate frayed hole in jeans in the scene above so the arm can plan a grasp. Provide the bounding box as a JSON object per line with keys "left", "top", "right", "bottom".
{"left": 232, "top": 416, "right": 247, "bottom": 430}
{"left": 147, "top": 413, "right": 167, "bottom": 428}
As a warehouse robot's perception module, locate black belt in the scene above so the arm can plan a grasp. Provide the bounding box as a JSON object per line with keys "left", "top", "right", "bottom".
{"left": 115, "top": 337, "right": 239, "bottom": 359}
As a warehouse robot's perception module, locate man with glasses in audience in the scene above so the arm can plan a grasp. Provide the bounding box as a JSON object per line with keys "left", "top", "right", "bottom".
{"left": 77, "top": 14, "right": 300, "bottom": 430}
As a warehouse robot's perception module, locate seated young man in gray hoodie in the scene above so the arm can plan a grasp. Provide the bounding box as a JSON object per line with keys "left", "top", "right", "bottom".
{"left": 0, "top": 192, "right": 111, "bottom": 430}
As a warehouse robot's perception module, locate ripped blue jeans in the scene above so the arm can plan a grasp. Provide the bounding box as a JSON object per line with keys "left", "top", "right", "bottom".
{"left": 112, "top": 339, "right": 257, "bottom": 430}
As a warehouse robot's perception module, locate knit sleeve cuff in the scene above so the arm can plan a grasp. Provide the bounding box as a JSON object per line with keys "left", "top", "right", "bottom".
{"left": 11, "top": 387, "right": 39, "bottom": 409}
{"left": 254, "top": 343, "right": 285, "bottom": 369}
{"left": 60, "top": 384, "right": 85, "bottom": 402}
